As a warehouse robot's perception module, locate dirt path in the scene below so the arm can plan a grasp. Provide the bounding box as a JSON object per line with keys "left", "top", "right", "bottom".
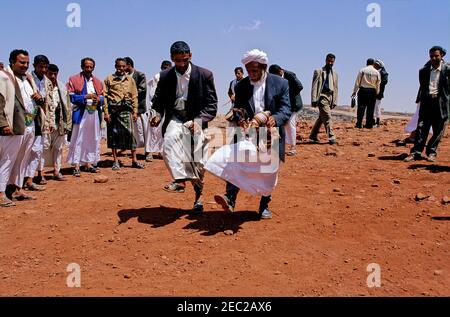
{"left": 0, "top": 118, "right": 449, "bottom": 296}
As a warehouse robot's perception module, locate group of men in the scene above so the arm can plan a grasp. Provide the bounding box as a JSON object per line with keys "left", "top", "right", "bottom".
{"left": 1, "top": 42, "right": 449, "bottom": 220}
{"left": 0, "top": 50, "right": 168, "bottom": 207}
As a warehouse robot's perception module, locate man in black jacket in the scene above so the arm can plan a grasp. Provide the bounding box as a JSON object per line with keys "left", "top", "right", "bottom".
{"left": 124, "top": 57, "right": 147, "bottom": 156}
{"left": 150, "top": 41, "right": 218, "bottom": 214}
{"left": 404, "top": 46, "right": 449, "bottom": 163}
{"left": 269, "top": 64, "right": 303, "bottom": 156}
{"left": 373, "top": 60, "right": 389, "bottom": 127}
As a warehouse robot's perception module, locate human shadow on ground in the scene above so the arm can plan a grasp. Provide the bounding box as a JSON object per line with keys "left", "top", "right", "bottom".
{"left": 377, "top": 153, "right": 410, "bottom": 161}
{"left": 117, "top": 206, "right": 260, "bottom": 236}
{"left": 407, "top": 164, "right": 450, "bottom": 173}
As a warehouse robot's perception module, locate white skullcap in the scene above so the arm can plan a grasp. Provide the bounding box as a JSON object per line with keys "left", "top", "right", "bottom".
{"left": 241, "top": 49, "right": 268, "bottom": 66}
{"left": 374, "top": 59, "right": 384, "bottom": 68}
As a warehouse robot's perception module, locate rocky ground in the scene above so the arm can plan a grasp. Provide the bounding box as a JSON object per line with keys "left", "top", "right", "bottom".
{"left": 0, "top": 109, "right": 449, "bottom": 296}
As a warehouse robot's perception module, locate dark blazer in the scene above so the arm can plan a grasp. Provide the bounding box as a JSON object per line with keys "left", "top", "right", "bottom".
{"left": 152, "top": 63, "right": 218, "bottom": 136}
{"left": 418, "top": 61, "right": 450, "bottom": 120}
{"left": 377, "top": 68, "right": 389, "bottom": 99}
{"left": 131, "top": 70, "right": 147, "bottom": 114}
{"left": 2, "top": 79, "right": 27, "bottom": 135}
{"left": 283, "top": 70, "right": 303, "bottom": 112}
{"left": 233, "top": 73, "right": 292, "bottom": 161}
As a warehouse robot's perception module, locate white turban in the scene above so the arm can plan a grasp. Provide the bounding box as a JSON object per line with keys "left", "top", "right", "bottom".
{"left": 241, "top": 49, "right": 268, "bottom": 66}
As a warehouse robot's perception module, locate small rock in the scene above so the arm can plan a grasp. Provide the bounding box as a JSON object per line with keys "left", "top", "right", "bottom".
{"left": 333, "top": 188, "right": 341, "bottom": 193}
{"left": 274, "top": 271, "right": 282, "bottom": 275}
{"left": 123, "top": 274, "right": 131, "bottom": 279}
{"left": 441, "top": 196, "right": 450, "bottom": 205}
{"left": 415, "top": 193, "right": 430, "bottom": 201}
{"left": 434, "top": 270, "right": 443, "bottom": 276}
{"left": 94, "top": 175, "right": 109, "bottom": 183}
{"left": 224, "top": 230, "right": 234, "bottom": 236}
{"left": 108, "top": 237, "right": 115, "bottom": 242}
{"left": 371, "top": 184, "right": 379, "bottom": 188}
{"left": 352, "top": 141, "right": 361, "bottom": 146}
{"left": 198, "top": 240, "right": 204, "bottom": 243}
{"left": 368, "top": 152, "right": 376, "bottom": 157}
{"left": 393, "top": 179, "right": 401, "bottom": 184}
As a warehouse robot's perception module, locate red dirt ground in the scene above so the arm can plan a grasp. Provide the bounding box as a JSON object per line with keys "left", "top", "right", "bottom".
{"left": 0, "top": 117, "right": 449, "bottom": 296}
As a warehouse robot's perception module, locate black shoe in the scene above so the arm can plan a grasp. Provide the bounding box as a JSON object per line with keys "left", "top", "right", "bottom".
{"left": 355, "top": 124, "right": 362, "bottom": 129}
{"left": 259, "top": 207, "right": 273, "bottom": 220}
{"left": 214, "top": 194, "right": 235, "bottom": 212}
{"left": 191, "top": 201, "right": 204, "bottom": 215}
{"left": 329, "top": 139, "right": 337, "bottom": 145}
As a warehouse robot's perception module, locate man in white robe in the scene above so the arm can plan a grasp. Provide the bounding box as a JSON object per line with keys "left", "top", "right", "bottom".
{"left": 150, "top": 41, "right": 217, "bottom": 214}
{"left": 67, "top": 57, "right": 104, "bottom": 177}
{"left": 145, "top": 60, "right": 172, "bottom": 162}
{"left": 208, "top": 49, "right": 291, "bottom": 220}
{"left": 4, "top": 50, "right": 45, "bottom": 202}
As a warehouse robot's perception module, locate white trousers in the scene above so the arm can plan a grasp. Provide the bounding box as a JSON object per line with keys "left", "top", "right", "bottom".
{"left": 284, "top": 111, "right": 298, "bottom": 146}
{"left": 163, "top": 117, "right": 206, "bottom": 181}
{"left": 67, "top": 111, "right": 101, "bottom": 166}
{"left": 25, "top": 135, "right": 44, "bottom": 178}
{"left": 374, "top": 99, "right": 382, "bottom": 120}
{"left": 0, "top": 135, "right": 22, "bottom": 192}
{"left": 8, "top": 127, "right": 35, "bottom": 188}
{"left": 43, "top": 130, "right": 66, "bottom": 172}
{"left": 145, "top": 112, "right": 163, "bottom": 154}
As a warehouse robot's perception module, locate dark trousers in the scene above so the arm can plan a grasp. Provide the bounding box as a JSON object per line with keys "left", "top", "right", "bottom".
{"left": 356, "top": 87, "right": 377, "bottom": 128}
{"left": 226, "top": 182, "right": 272, "bottom": 210}
{"left": 411, "top": 97, "right": 447, "bottom": 156}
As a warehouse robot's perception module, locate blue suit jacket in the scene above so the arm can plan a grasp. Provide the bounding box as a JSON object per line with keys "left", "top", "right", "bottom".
{"left": 233, "top": 73, "right": 292, "bottom": 161}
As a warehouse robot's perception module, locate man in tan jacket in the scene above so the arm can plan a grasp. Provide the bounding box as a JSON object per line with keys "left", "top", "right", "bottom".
{"left": 309, "top": 53, "right": 339, "bottom": 145}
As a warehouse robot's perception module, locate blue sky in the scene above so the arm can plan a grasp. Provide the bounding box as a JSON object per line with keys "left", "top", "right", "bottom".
{"left": 1, "top": 0, "right": 449, "bottom": 113}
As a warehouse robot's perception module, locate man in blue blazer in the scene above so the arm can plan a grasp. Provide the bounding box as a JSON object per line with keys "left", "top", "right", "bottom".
{"left": 214, "top": 49, "right": 292, "bottom": 220}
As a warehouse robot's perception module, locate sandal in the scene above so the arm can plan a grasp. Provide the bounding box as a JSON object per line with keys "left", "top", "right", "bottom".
{"left": 73, "top": 169, "right": 81, "bottom": 177}
{"left": 112, "top": 162, "right": 121, "bottom": 171}
{"left": 132, "top": 161, "right": 145, "bottom": 169}
{"left": 286, "top": 149, "right": 297, "bottom": 156}
{"left": 24, "top": 182, "right": 46, "bottom": 192}
{"left": 163, "top": 182, "right": 185, "bottom": 193}
{"left": 89, "top": 166, "right": 99, "bottom": 173}
{"left": 0, "top": 197, "right": 15, "bottom": 207}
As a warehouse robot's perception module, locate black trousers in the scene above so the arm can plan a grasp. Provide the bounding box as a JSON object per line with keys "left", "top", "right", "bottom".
{"left": 356, "top": 87, "right": 377, "bottom": 128}
{"left": 411, "top": 97, "right": 447, "bottom": 156}
{"left": 226, "top": 182, "right": 271, "bottom": 210}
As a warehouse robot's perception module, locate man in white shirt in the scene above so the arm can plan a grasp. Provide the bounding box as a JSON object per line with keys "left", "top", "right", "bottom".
{"left": 23, "top": 55, "right": 51, "bottom": 191}
{"left": 352, "top": 58, "right": 381, "bottom": 129}
{"left": 145, "top": 60, "right": 172, "bottom": 162}
{"left": 150, "top": 41, "right": 218, "bottom": 214}
{"left": 404, "top": 46, "right": 450, "bottom": 163}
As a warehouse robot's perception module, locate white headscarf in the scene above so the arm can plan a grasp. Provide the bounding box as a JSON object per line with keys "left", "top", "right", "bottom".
{"left": 374, "top": 59, "right": 384, "bottom": 68}
{"left": 241, "top": 49, "right": 268, "bottom": 66}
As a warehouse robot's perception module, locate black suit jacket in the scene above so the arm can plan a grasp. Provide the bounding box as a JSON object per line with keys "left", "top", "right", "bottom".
{"left": 152, "top": 63, "right": 218, "bottom": 136}
{"left": 418, "top": 62, "right": 450, "bottom": 120}
{"left": 233, "top": 73, "right": 292, "bottom": 161}
{"left": 131, "top": 70, "right": 147, "bottom": 114}
{"left": 283, "top": 70, "right": 303, "bottom": 112}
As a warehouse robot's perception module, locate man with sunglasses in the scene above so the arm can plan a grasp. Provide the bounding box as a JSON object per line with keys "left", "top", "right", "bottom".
{"left": 150, "top": 41, "right": 218, "bottom": 214}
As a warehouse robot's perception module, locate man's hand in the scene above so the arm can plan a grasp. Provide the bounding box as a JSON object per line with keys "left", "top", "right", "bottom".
{"left": 150, "top": 115, "right": 161, "bottom": 127}
{"left": 104, "top": 114, "right": 111, "bottom": 123}
{"left": 132, "top": 113, "right": 138, "bottom": 122}
{"left": 188, "top": 121, "right": 202, "bottom": 134}
{"left": 85, "top": 93, "right": 95, "bottom": 99}
{"left": 49, "top": 126, "right": 55, "bottom": 133}
{"left": 230, "top": 95, "right": 236, "bottom": 103}
{"left": 2, "top": 126, "right": 12, "bottom": 135}
{"left": 266, "top": 116, "right": 276, "bottom": 128}
{"left": 237, "top": 119, "right": 248, "bottom": 129}
{"left": 351, "top": 93, "right": 356, "bottom": 98}
{"left": 31, "top": 92, "right": 44, "bottom": 105}
{"left": 91, "top": 94, "right": 99, "bottom": 105}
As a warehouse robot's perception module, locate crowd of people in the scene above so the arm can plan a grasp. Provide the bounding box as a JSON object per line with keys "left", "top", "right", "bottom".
{"left": 0, "top": 43, "right": 448, "bottom": 220}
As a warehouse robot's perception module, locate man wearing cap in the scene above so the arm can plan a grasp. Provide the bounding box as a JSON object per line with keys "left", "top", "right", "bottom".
{"left": 404, "top": 46, "right": 450, "bottom": 163}
{"left": 150, "top": 41, "right": 218, "bottom": 214}
{"left": 373, "top": 60, "right": 389, "bottom": 127}
{"left": 212, "top": 49, "right": 292, "bottom": 220}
